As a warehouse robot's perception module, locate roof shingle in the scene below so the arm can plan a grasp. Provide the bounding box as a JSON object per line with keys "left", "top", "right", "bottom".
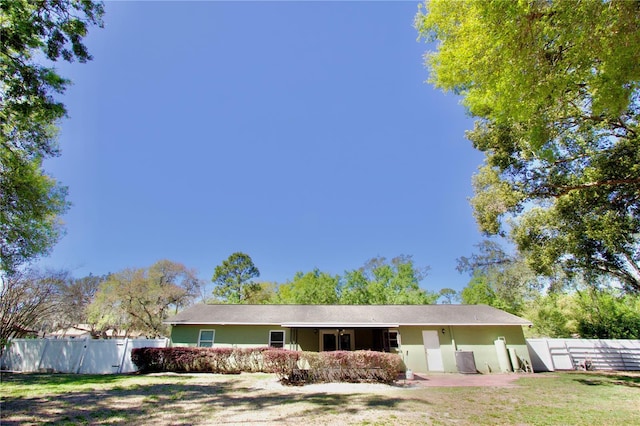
{"left": 165, "top": 304, "right": 531, "bottom": 327}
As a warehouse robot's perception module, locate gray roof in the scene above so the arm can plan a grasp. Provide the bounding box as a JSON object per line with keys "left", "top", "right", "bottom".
{"left": 165, "top": 304, "right": 531, "bottom": 327}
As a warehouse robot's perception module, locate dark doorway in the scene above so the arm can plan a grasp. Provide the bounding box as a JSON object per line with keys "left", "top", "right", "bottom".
{"left": 323, "top": 333, "right": 337, "bottom": 351}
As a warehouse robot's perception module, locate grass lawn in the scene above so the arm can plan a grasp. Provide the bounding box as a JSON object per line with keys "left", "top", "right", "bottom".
{"left": 1, "top": 371, "right": 639, "bottom": 425}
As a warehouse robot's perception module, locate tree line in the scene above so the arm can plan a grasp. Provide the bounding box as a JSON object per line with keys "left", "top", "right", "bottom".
{"left": 455, "top": 240, "right": 640, "bottom": 340}
{"left": 1, "top": 253, "right": 441, "bottom": 347}
{"left": 4, "top": 248, "right": 639, "bottom": 349}
{"left": 211, "top": 252, "right": 438, "bottom": 305}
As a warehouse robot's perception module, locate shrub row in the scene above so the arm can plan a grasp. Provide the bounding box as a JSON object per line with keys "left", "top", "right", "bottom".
{"left": 131, "top": 347, "right": 404, "bottom": 384}
{"left": 131, "top": 347, "right": 268, "bottom": 374}
{"left": 290, "top": 350, "right": 405, "bottom": 384}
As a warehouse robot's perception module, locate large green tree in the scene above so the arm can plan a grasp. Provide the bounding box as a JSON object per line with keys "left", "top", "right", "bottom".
{"left": 416, "top": 0, "right": 640, "bottom": 292}
{"left": 211, "top": 252, "right": 260, "bottom": 304}
{"left": 523, "top": 292, "right": 578, "bottom": 338}
{"left": 340, "top": 255, "right": 437, "bottom": 304}
{"left": 574, "top": 287, "right": 640, "bottom": 339}
{"left": 0, "top": 0, "right": 104, "bottom": 272}
{"left": 276, "top": 269, "right": 340, "bottom": 304}
{"left": 457, "top": 240, "right": 544, "bottom": 315}
{"left": 241, "top": 281, "right": 278, "bottom": 304}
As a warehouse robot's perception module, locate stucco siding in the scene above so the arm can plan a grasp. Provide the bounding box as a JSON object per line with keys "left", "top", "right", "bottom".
{"left": 171, "top": 325, "right": 290, "bottom": 349}
{"left": 397, "top": 327, "right": 426, "bottom": 372}
{"left": 451, "top": 325, "right": 530, "bottom": 373}
{"left": 294, "top": 328, "right": 319, "bottom": 352}
{"left": 396, "top": 325, "right": 530, "bottom": 373}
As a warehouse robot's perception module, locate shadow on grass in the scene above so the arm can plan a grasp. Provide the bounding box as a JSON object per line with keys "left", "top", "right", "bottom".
{"left": 573, "top": 372, "right": 640, "bottom": 388}
{"left": 1, "top": 374, "right": 426, "bottom": 425}
{"left": 1, "top": 372, "right": 129, "bottom": 387}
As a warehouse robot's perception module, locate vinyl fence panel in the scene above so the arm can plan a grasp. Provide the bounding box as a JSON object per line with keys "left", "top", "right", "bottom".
{"left": 526, "top": 339, "right": 640, "bottom": 371}
{"left": 1, "top": 338, "right": 169, "bottom": 374}
{"left": 1, "top": 339, "right": 49, "bottom": 372}
{"left": 77, "top": 339, "right": 127, "bottom": 374}
{"left": 38, "top": 339, "right": 86, "bottom": 373}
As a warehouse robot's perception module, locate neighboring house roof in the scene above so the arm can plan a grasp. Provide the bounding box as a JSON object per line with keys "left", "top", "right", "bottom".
{"left": 165, "top": 304, "right": 532, "bottom": 327}
{"left": 48, "top": 324, "right": 93, "bottom": 338}
{"left": 46, "top": 325, "right": 146, "bottom": 339}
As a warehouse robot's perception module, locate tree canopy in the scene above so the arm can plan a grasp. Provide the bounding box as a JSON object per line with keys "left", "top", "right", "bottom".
{"left": 88, "top": 260, "right": 202, "bottom": 337}
{"left": 211, "top": 252, "right": 260, "bottom": 304}
{"left": 0, "top": 0, "right": 104, "bottom": 272}
{"left": 208, "top": 254, "right": 438, "bottom": 305}
{"left": 457, "top": 240, "right": 543, "bottom": 315}
{"left": 0, "top": 268, "right": 67, "bottom": 350}
{"left": 457, "top": 239, "right": 640, "bottom": 339}
{"left": 341, "top": 255, "right": 438, "bottom": 305}
{"left": 276, "top": 269, "right": 340, "bottom": 304}
{"left": 416, "top": 0, "right": 640, "bottom": 292}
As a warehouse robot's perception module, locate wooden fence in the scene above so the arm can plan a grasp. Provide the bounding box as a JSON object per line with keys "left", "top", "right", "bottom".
{"left": 527, "top": 338, "right": 640, "bottom": 372}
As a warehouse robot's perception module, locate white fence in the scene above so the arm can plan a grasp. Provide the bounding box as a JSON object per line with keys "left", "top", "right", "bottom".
{"left": 1, "top": 338, "right": 168, "bottom": 374}
{"left": 527, "top": 338, "right": 640, "bottom": 372}
{"left": 4, "top": 337, "right": 640, "bottom": 374}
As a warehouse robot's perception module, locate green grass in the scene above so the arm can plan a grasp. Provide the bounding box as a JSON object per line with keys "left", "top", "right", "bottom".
{"left": 412, "top": 372, "right": 640, "bottom": 425}
{"left": 1, "top": 371, "right": 639, "bottom": 425}
{"left": 0, "top": 372, "right": 175, "bottom": 398}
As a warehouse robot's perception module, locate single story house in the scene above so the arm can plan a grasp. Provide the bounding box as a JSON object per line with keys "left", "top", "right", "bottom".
{"left": 165, "top": 304, "right": 532, "bottom": 374}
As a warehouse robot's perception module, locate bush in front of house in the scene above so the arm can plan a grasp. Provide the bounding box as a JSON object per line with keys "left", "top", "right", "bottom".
{"left": 297, "top": 350, "right": 405, "bottom": 385}
{"left": 262, "top": 348, "right": 300, "bottom": 376}
{"left": 263, "top": 349, "right": 405, "bottom": 385}
{"left": 131, "top": 347, "right": 404, "bottom": 384}
{"left": 131, "top": 347, "right": 269, "bottom": 373}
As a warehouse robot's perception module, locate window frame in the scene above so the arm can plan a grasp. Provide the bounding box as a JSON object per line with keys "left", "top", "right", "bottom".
{"left": 268, "top": 330, "right": 286, "bottom": 348}
{"left": 198, "top": 329, "right": 215, "bottom": 347}
{"left": 388, "top": 330, "right": 400, "bottom": 349}
{"left": 383, "top": 329, "right": 400, "bottom": 351}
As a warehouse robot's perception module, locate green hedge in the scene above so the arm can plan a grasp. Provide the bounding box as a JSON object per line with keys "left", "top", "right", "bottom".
{"left": 131, "top": 347, "right": 404, "bottom": 384}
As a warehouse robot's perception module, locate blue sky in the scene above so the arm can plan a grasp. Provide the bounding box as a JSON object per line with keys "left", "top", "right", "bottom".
{"left": 38, "top": 1, "right": 485, "bottom": 294}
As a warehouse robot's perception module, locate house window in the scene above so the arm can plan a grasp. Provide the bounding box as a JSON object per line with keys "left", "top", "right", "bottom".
{"left": 383, "top": 330, "right": 400, "bottom": 351}
{"left": 198, "top": 329, "right": 215, "bottom": 347}
{"left": 388, "top": 330, "right": 400, "bottom": 349}
{"left": 269, "top": 330, "right": 285, "bottom": 348}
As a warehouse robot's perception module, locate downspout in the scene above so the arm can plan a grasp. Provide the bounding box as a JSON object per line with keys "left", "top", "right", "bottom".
{"left": 449, "top": 326, "right": 457, "bottom": 351}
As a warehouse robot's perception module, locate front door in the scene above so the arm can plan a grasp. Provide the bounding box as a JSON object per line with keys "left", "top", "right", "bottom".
{"left": 320, "top": 330, "right": 354, "bottom": 351}
{"left": 422, "top": 330, "right": 444, "bottom": 372}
